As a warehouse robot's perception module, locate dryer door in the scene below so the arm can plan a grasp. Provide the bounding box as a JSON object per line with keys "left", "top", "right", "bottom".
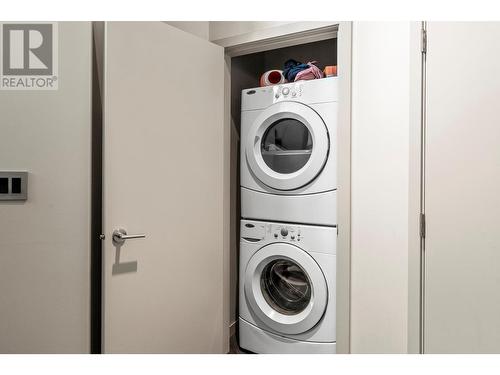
{"left": 245, "top": 101, "right": 329, "bottom": 191}
{"left": 244, "top": 243, "right": 328, "bottom": 335}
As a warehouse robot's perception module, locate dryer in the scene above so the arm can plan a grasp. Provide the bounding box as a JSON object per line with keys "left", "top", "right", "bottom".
{"left": 240, "top": 77, "right": 338, "bottom": 226}
{"left": 239, "top": 219, "right": 336, "bottom": 354}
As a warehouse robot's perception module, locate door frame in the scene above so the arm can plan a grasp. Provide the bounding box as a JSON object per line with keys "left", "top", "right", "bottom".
{"left": 220, "top": 21, "right": 353, "bottom": 353}
{"left": 407, "top": 21, "right": 426, "bottom": 354}
{"left": 91, "top": 21, "right": 105, "bottom": 354}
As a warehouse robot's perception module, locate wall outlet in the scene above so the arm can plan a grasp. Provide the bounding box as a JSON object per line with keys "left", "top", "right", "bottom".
{"left": 0, "top": 171, "right": 28, "bottom": 201}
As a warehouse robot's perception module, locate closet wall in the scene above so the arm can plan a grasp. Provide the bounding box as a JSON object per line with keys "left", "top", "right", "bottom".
{"left": 350, "top": 21, "right": 410, "bottom": 353}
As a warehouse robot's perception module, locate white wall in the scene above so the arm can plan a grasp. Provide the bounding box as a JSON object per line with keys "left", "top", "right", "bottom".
{"left": 0, "top": 22, "right": 92, "bottom": 353}
{"left": 350, "top": 22, "right": 410, "bottom": 353}
{"left": 209, "top": 21, "right": 291, "bottom": 41}
{"left": 209, "top": 21, "right": 336, "bottom": 47}
{"left": 165, "top": 21, "right": 209, "bottom": 40}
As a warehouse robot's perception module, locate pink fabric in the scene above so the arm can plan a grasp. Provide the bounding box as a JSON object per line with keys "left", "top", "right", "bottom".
{"left": 294, "top": 62, "right": 324, "bottom": 81}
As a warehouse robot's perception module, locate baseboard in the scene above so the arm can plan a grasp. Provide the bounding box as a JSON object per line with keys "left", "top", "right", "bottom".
{"left": 229, "top": 321, "right": 237, "bottom": 337}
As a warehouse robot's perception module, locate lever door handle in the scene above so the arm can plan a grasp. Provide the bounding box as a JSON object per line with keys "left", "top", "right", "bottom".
{"left": 112, "top": 228, "right": 146, "bottom": 245}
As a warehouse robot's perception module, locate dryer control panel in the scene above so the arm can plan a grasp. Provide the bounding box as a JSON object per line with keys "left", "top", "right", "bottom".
{"left": 272, "top": 83, "right": 304, "bottom": 101}
{"left": 240, "top": 219, "right": 336, "bottom": 255}
{"left": 241, "top": 77, "right": 338, "bottom": 111}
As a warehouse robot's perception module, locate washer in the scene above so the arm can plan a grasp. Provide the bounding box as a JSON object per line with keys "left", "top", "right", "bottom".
{"left": 239, "top": 219, "right": 336, "bottom": 354}
{"left": 240, "top": 77, "right": 338, "bottom": 226}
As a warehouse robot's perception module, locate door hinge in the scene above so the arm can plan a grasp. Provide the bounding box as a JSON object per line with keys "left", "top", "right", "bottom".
{"left": 421, "top": 28, "right": 427, "bottom": 54}
{"left": 420, "top": 213, "right": 426, "bottom": 239}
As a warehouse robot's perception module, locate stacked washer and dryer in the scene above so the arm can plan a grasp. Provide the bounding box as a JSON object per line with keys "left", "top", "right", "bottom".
{"left": 239, "top": 77, "right": 338, "bottom": 354}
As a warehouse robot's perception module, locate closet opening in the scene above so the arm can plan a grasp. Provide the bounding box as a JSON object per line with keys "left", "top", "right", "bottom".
{"left": 227, "top": 35, "right": 339, "bottom": 353}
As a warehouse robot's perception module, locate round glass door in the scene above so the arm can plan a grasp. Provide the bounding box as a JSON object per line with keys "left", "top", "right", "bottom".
{"left": 244, "top": 243, "right": 328, "bottom": 335}
{"left": 261, "top": 119, "right": 313, "bottom": 174}
{"left": 260, "top": 259, "right": 312, "bottom": 315}
{"left": 246, "top": 101, "right": 329, "bottom": 191}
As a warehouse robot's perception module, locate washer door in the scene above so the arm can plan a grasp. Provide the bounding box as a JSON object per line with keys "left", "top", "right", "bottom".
{"left": 244, "top": 243, "right": 328, "bottom": 335}
{"left": 246, "top": 101, "right": 329, "bottom": 191}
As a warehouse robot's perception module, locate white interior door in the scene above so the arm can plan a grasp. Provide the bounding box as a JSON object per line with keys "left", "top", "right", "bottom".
{"left": 103, "top": 22, "right": 226, "bottom": 353}
{"left": 424, "top": 22, "right": 500, "bottom": 353}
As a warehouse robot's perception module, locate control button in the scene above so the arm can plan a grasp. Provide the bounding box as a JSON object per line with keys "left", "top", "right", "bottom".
{"left": 291, "top": 235, "right": 295, "bottom": 240}
{"left": 274, "top": 233, "right": 278, "bottom": 238}
{"left": 12, "top": 178, "right": 21, "bottom": 194}
{"left": 280, "top": 228, "right": 288, "bottom": 237}
{"left": 275, "top": 93, "right": 280, "bottom": 99}
{"left": 0, "top": 178, "right": 7, "bottom": 194}
{"left": 292, "top": 91, "right": 296, "bottom": 97}
{"left": 282, "top": 87, "right": 290, "bottom": 95}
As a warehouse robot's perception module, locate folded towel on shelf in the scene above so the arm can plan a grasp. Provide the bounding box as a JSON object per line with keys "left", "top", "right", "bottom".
{"left": 294, "top": 62, "right": 324, "bottom": 81}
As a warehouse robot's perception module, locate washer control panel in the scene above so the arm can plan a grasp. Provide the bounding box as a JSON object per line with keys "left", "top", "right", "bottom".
{"left": 242, "top": 220, "right": 303, "bottom": 243}
{"left": 272, "top": 224, "right": 302, "bottom": 242}
{"left": 241, "top": 219, "right": 337, "bottom": 255}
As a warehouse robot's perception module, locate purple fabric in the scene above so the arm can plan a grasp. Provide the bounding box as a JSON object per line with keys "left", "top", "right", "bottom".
{"left": 294, "top": 62, "right": 324, "bottom": 81}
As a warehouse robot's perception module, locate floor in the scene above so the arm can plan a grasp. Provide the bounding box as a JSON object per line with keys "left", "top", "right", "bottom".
{"left": 229, "top": 334, "right": 252, "bottom": 354}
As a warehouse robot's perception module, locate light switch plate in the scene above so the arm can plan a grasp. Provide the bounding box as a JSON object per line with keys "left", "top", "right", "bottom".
{"left": 0, "top": 171, "right": 28, "bottom": 201}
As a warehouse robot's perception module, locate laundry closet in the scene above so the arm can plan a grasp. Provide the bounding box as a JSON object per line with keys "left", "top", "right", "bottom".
{"left": 224, "top": 33, "right": 341, "bottom": 353}
{"left": 8, "top": 21, "right": 499, "bottom": 355}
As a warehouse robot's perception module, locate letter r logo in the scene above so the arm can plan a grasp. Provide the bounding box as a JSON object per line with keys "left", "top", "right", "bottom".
{"left": 2, "top": 24, "right": 53, "bottom": 75}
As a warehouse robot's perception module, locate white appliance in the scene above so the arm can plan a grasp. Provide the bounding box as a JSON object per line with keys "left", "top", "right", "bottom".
{"left": 240, "top": 77, "right": 338, "bottom": 226}
{"left": 239, "top": 219, "right": 336, "bottom": 354}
